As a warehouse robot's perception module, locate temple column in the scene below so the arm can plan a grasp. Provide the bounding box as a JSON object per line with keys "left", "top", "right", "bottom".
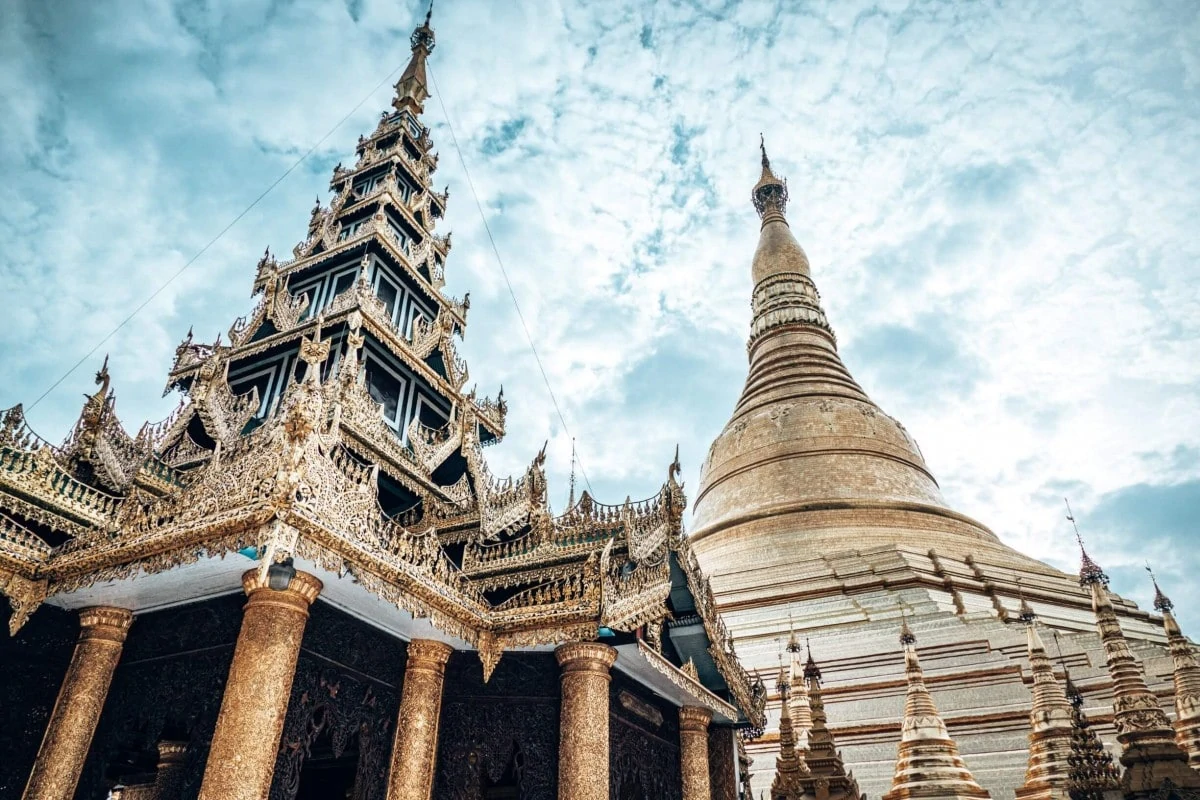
{"left": 679, "top": 706, "right": 714, "bottom": 800}
{"left": 22, "top": 606, "right": 134, "bottom": 800}
{"left": 385, "top": 638, "right": 454, "bottom": 800}
{"left": 197, "top": 568, "right": 322, "bottom": 800}
{"left": 555, "top": 642, "right": 618, "bottom": 800}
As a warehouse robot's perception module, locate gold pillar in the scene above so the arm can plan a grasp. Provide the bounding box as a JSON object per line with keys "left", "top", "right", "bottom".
{"left": 385, "top": 638, "right": 455, "bottom": 800}
{"left": 23, "top": 606, "right": 133, "bottom": 800}
{"left": 679, "top": 706, "right": 713, "bottom": 800}
{"left": 555, "top": 642, "right": 618, "bottom": 800}
{"left": 197, "top": 568, "right": 322, "bottom": 800}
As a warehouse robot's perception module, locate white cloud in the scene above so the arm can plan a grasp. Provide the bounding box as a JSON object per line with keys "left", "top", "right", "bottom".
{"left": 2, "top": 0, "right": 1198, "bottom": 624}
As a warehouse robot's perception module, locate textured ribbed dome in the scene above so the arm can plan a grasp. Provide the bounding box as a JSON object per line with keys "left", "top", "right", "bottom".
{"left": 690, "top": 147, "right": 999, "bottom": 558}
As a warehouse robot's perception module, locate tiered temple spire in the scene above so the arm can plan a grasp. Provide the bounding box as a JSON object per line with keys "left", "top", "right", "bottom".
{"left": 1062, "top": 669, "right": 1122, "bottom": 800}
{"left": 796, "top": 645, "right": 864, "bottom": 800}
{"left": 882, "top": 618, "right": 992, "bottom": 800}
{"left": 1149, "top": 570, "right": 1200, "bottom": 769}
{"left": 393, "top": 3, "right": 435, "bottom": 113}
{"left": 772, "top": 657, "right": 812, "bottom": 800}
{"left": 1075, "top": 535, "right": 1200, "bottom": 796}
{"left": 0, "top": 14, "right": 771, "bottom": 799}
{"left": 1015, "top": 595, "right": 1074, "bottom": 800}
{"left": 788, "top": 622, "right": 814, "bottom": 748}
{"left": 745, "top": 138, "right": 836, "bottom": 350}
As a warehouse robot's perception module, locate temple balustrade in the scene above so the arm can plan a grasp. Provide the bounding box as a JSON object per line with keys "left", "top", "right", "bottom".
{"left": 0, "top": 444, "right": 122, "bottom": 528}
{"left": 0, "top": 510, "right": 53, "bottom": 566}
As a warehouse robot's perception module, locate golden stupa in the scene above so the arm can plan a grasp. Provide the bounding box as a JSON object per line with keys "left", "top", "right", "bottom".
{"left": 689, "top": 143, "right": 1178, "bottom": 798}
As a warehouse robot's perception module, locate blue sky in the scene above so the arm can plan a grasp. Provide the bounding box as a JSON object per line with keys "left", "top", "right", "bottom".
{"left": 2, "top": 0, "right": 1198, "bottom": 629}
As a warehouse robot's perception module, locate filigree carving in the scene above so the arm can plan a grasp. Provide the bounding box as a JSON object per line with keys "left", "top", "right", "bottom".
{"left": 272, "top": 663, "right": 395, "bottom": 800}
{"left": 436, "top": 656, "right": 558, "bottom": 800}
{"left": 407, "top": 409, "right": 461, "bottom": 473}
{"left": 0, "top": 30, "right": 763, "bottom": 744}
{"left": 611, "top": 714, "right": 681, "bottom": 800}
{"left": 0, "top": 568, "right": 49, "bottom": 634}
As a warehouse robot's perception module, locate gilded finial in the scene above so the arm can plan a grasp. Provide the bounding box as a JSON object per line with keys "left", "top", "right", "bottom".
{"left": 566, "top": 437, "right": 578, "bottom": 510}
{"left": 1146, "top": 564, "right": 1174, "bottom": 613}
{"left": 410, "top": 1, "right": 436, "bottom": 52}
{"left": 751, "top": 136, "right": 789, "bottom": 221}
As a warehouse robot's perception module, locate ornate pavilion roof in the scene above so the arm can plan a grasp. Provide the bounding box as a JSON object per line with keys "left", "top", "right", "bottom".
{"left": 0, "top": 9, "right": 763, "bottom": 732}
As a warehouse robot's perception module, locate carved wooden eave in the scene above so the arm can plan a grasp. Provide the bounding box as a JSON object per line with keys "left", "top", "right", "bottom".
{"left": 228, "top": 273, "right": 312, "bottom": 348}
{"left": 0, "top": 437, "right": 123, "bottom": 531}
{"left": 0, "top": 49, "right": 759, "bottom": 705}
{"left": 629, "top": 639, "right": 741, "bottom": 723}
{"left": 672, "top": 522, "right": 768, "bottom": 730}
{"left": 278, "top": 187, "right": 452, "bottom": 302}
{"left": 0, "top": 371, "right": 708, "bottom": 689}
{"left": 0, "top": 377, "right": 759, "bottom": 714}
{"left": 351, "top": 131, "right": 432, "bottom": 179}
{"left": 338, "top": 172, "right": 444, "bottom": 241}
{"left": 350, "top": 109, "right": 438, "bottom": 176}
{"left": 165, "top": 285, "right": 499, "bottom": 444}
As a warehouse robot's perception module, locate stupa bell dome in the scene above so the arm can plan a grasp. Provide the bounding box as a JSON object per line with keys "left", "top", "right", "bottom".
{"left": 691, "top": 142, "right": 1007, "bottom": 564}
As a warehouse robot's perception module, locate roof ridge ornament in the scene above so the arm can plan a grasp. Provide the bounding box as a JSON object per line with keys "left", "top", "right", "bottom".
{"left": 751, "top": 134, "right": 789, "bottom": 223}
{"left": 787, "top": 612, "right": 802, "bottom": 653}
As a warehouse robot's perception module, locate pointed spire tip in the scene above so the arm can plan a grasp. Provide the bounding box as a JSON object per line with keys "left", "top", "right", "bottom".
{"left": 751, "top": 135, "right": 788, "bottom": 220}
{"left": 1067, "top": 498, "right": 1109, "bottom": 587}
{"left": 1147, "top": 564, "right": 1174, "bottom": 613}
